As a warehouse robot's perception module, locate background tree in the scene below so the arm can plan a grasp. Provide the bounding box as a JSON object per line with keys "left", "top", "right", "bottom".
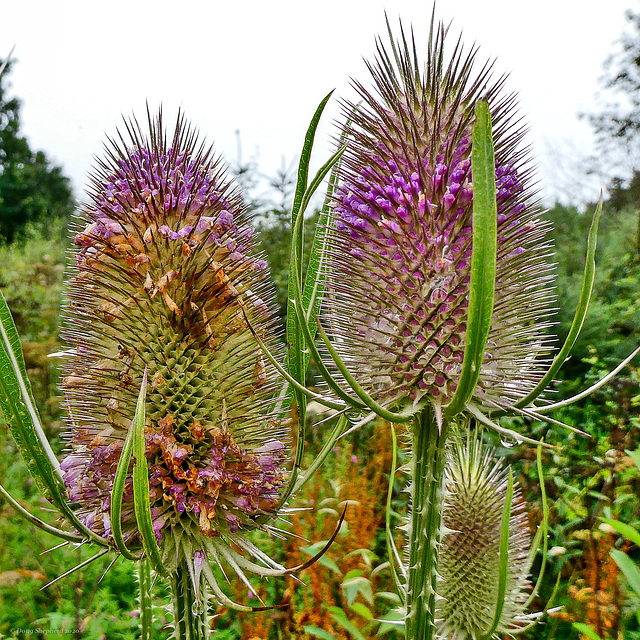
{"left": 588, "top": 8, "right": 640, "bottom": 172}
{"left": 0, "top": 57, "right": 74, "bottom": 242}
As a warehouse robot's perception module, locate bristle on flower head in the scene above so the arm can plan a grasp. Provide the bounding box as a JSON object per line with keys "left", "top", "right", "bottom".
{"left": 59, "top": 111, "right": 288, "bottom": 563}
{"left": 325, "top": 21, "right": 556, "bottom": 412}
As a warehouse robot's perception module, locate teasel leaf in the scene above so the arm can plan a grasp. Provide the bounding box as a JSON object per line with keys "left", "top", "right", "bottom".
{"left": 524, "top": 444, "right": 550, "bottom": 609}
{"left": 286, "top": 91, "right": 334, "bottom": 410}
{"left": 0, "top": 290, "right": 109, "bottom": 546}
{"left": 277, "top": 142, "right": 346, "bottom": 508}
{"left": 131, "top": 368, "right": 167, "bottom": 574}
{"left": 0, "top": 480, "right": 82, "bottom": 543}
{"left": 532, "top": 343, "right": 640, "bottom": 413}
{"left": 110, "top": 380, "right": 143, "bottom": 561}
{"left": 301, "top": 107, "right": 356, "bottom": 335}
{"left": 0, "top": 291, "right": 63, "bottom": 492}
{"left": 445, "top": 100, "right": 497, "bottom": 418}
{"left": 479, "top": 468, "right": 514, "bottom": 640}
{"left": 516, "top": 195, "right": 603, "bottom": 409}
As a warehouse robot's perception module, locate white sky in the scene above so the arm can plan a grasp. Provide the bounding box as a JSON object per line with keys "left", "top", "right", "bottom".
{"left": 1, "top": 0, "right": 635, "bottom": 206}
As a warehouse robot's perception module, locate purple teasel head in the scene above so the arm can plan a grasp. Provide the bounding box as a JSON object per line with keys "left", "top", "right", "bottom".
{"left": 59, "top": 112, "right": 289, "bottom": 566}
{"left": 324, "top": 24, "right": 556, "bottom": 416}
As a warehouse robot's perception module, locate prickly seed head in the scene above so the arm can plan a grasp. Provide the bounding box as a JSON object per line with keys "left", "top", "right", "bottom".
{"left": 59, "top": 113, "right": 288, "bottom": 558}
{"left": 325, "top": 24, "right": 556, "bottom": 412}
{"left": 437, "top": 435, "right": 532, "bottom": 638}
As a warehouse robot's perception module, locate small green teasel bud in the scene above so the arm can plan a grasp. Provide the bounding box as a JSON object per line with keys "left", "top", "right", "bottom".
{"left": 436, "top": 432, "right": 533, "bottom": 639}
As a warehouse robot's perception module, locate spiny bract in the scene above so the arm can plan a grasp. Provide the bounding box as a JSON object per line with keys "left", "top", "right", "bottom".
{"left": 59, "top": 112, "right": 289, "bottom": 570}
{"left": 325, "top": 23, "right": 556, "bottom": 415}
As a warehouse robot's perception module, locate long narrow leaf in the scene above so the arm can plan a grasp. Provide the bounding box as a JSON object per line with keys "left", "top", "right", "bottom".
{"left": 131, "top": 368, "right": 166, "bottom": 574}
{"left": 572, "top": 623, "right": 603, "bottom": 640}
{"left": 299, "top": 106, "right": 357, "bottom": 386}
{"left": 297, "top": 146, "right": 345, "bottom": 227}
{"left": 0, "top": 290, "right": 63, "bottom": 488}
{"left": 610, "top": 549, "right": 640, "bottom": 596}
{"left": 280, "top": 145, "right": 347, "bottom": 501}
{"left": 110, "top": 406, "right": 142, "bottom": 561}
{"left": 534, "top": 344, "right": 640, "bottom": 413}
{"left": 601, "top": 518, "right": 640, "bottom": 548}
{"left": 516, "top": 195, "right": 603, "bottom": 408}
{"left": 480, "top": 468, "right": 513, "bottom": 640}
{"left": 286, "top": 91, "right": 335, "bottom": 406}
{"left": 288, "top": 243, "right": 367, "bottom": 410}
{"left": 0, "top": 291, "right": 109, "bottom": 546}
{"left": 0, "top": 481, "right": 82, "bottom": 542}
{"left": 525, "top": 444, "right": 550, "bottom": 608}
{"left": 445, "top": 100, "right": 497, "bottom": 418}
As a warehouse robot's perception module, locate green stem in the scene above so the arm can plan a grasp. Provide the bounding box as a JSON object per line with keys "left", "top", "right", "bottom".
{"left": 138, "top": 559, "right": 153, "bottom": 640}
{"left": 170, "top": 561, "right": 208, "bottom": 639}
{"left": 405, "top": 406, "right": 450, "bottom": 640}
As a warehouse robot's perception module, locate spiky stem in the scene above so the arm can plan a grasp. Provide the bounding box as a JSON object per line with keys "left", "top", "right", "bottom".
{"left": 138, "top": 559, "right": 153, "bottom": 640}
{"left": 406, "top": 406, "right": 450, "bottom": 639}
{"left": 170, "top": 562, "right": 208, "bottom": 640}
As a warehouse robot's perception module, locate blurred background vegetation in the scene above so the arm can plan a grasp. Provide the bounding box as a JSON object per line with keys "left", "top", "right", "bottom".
{"left": 1, "top": 8, "right": 640, "bottom": 640}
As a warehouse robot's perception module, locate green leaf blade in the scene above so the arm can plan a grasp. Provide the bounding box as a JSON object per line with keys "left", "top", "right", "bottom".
{"left": 131, "top": 369, "right": 166, "bottom": 574}
{"left": 0, "top": 290, "right": 63, "bottom": 498}
{"left": 303, "top": 626, "right": 338, "bottom": 640}
{"left": 286, "top": 91, "right": 335, "bottom": 397}
{"left": 610, "top": 549, "right": 640, "bottom": 597}
{"left": 517, "top": 195, "right": 603, "bottom": 408}
{"left": 601, "top": 518, "right": 640, "bottom": 547}
{"left": 572, "top": 622, "right": 604, "bottom": 640}
{"left": 445, "top": 100, "right": 497, "bottom": 418}
{"left": 110, "top": 412, "right": 141, "bottom": 560}
{"left": 0, "top": 290, "right": 110, "bottom": 546}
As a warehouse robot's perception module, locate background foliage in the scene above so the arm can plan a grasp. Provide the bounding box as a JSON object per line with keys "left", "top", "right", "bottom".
{"left": 1, "top": 12, "right": 640, "bottom": 638}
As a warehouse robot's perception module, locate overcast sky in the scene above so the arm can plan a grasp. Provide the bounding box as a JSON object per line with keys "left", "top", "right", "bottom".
{"left": 1, "top": 1, "right": 635, "bottom": 206}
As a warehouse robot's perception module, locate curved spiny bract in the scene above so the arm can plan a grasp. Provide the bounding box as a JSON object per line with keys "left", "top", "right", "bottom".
{"left": 324, "top": 22, "right": 556, "bottom": 415}
{"left": 59, "top": 111, "right": 289, "bottom": 574}
{"left": 437, "top": 434, "right": 532, "bottom": 639}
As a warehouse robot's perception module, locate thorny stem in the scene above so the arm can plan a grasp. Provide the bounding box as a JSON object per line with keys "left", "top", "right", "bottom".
{"left": 138, "top": 559, "right": 153, "bottom": 640}
{"left": 405, "top": 406, "right": 450, "bottom": 640}
{"left": 170, "top": 562, "right": 208, "bottom": 640}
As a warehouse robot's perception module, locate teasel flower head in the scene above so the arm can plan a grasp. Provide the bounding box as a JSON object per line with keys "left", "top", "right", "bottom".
{"left": 324, "top": 21, "right": 556, "bottom": 416}
{"left": 59, "top": 112, "right": 289, "bottom": 573}
{"left": 436, "top": 432, "right": 533, "bottom": 638}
